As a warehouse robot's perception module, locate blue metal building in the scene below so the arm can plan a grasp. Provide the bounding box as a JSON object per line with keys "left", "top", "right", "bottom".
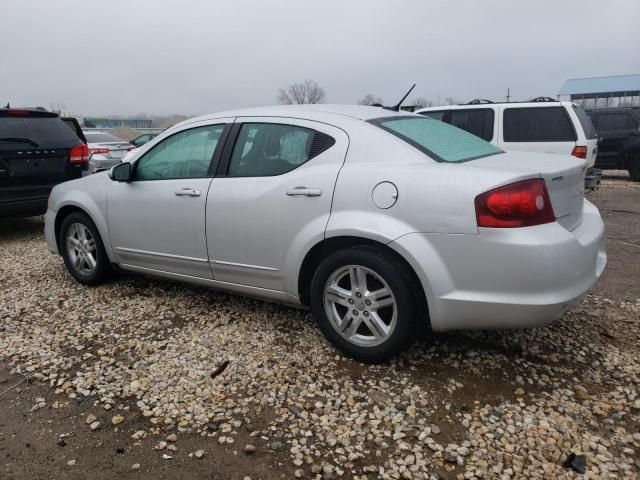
{"left": 558, "top": 74, "right": 640, "bottom": 110}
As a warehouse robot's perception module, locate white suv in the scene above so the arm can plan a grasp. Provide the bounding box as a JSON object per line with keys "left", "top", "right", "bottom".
{"left": 416, "top": 98, "right": 600, "bottom": 188}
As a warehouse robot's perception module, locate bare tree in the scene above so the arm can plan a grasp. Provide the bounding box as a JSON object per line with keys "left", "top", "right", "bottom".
{"left": 411, "top": 97, "right": 434, "bottom": 108}
{"left": 444, "top": 96, "right": 461, "bottom": 105}
{"left": 358, "top": 94, "right": 384, "bottom": 106}
{"left": 277, "top": 80, "right": 326, "bottom": 104}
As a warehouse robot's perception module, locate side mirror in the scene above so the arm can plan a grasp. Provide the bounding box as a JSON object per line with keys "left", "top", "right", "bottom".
{"left": 109, "top": 162, "right": 132, "bottom": 182}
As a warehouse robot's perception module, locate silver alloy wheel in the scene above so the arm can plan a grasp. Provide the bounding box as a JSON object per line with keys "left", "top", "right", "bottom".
{"left": 323, "top": 265, "right": 397, "bottom": 347}
{"left": 65, "top": 223, "right": 97, "bottom": 276}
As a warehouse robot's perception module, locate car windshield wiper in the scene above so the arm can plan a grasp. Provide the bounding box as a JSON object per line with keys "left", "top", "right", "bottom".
{"left": 0, "top": 137, "right": 39, "bottom": 147}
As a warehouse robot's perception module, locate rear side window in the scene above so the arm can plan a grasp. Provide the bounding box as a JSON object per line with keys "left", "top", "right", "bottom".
{"left": 227, "top": 123, "right": 335, "bottom": 177}
{"left": 503, "top": 107, "right": 576, "bottom": 142}
{"left": 596, "top": 113, "right": 638, "bottom": 131}
{"left": 371, "top": 116, "right": 502, "bottom": 163}
{"left": 0, "top": 117, "right": 79, "bottom": 145}
{"left": 448, "top": 109, "right": 495, "bottom": 141}
{"left": 419, "top": 111, "right": 445, "bottom": 121}
{"left": 572, "top": 105, "right": 597, "bottom": 139}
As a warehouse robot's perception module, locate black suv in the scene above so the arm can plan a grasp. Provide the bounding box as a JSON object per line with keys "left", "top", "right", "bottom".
{"left": 590, "top": 108, "right": 640, "bottom": 180}
{"left": 0, "top": 108, "right": 88, "bottom": 217}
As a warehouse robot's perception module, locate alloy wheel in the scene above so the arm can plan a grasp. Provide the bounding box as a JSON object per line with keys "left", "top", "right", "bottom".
{"left": 323, "top": 265, "right": 397, "bottom": 347}
{"left": 65, "top": 223, "right": 97, "bottom": 275}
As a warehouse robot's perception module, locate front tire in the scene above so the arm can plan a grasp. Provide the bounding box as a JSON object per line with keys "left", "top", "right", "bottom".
{"left": 59, "top": 211, "right": 112, "bottom": 285}
{"left": 310, "top": 246, "right": 421, "bottom": 363}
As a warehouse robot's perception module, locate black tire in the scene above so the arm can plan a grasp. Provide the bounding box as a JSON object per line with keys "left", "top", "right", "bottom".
{"left": 310, "top": 246, "right": 421, "bottom": 363}
{"left": 58, "top": 211, "right": 112, "bottom": 285}
{"left": 628, "top": 156, "right": 640, "bottom": 181}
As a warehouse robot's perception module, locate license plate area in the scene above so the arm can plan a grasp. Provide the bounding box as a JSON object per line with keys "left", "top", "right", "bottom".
{"left": 6, "top": 156, "right": 67, "bottom": 175}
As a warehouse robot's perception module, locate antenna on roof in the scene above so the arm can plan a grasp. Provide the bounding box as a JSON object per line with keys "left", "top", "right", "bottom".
{"left": 384, "top": 84, "right": 416, "bottom": 112}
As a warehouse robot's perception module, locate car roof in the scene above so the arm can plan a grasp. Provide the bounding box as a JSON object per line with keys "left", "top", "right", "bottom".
{"left": 417, "top": 101, "right": 575, "bottom": 113}
{"left": 186, "top": 104, "right": 406, "bottom": 125}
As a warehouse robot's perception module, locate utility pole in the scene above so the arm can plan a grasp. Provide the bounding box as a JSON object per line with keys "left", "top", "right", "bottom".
{"left": 506, "top": 88, "right": 511, "bottom": 102}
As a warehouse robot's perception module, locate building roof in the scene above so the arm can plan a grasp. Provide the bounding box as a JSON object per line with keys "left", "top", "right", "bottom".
{"left": 558, "top": 74, "right": 640, "bottom": 95}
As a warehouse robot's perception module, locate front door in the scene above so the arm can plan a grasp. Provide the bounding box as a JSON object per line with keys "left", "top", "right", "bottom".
{"left": 107, "top": 121, "right": 230, "bottom": 278}
{"left": 206, "top": 117, "right": 348, "bottom": 294}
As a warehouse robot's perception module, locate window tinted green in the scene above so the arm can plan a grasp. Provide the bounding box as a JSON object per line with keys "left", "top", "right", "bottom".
{"left": 228, "top": 123, "right": 314, "bottom": 177}
{"left": 374, "top": 117, "right": 502, "bottom": 163}
{"left": 135, "top": 125, "right": 224, "bottom": 180}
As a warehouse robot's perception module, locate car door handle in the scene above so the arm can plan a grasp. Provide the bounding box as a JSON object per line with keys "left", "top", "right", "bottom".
{"left": 174, "top": 188, "right": 201, "bottom": 197}
{"left": 286, "top": 187, "right": 322, "bottom": 197}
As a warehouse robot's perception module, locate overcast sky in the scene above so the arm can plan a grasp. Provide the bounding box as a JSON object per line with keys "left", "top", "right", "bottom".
{"left": 1, "top": 0, "right": 638, "bottom": 116}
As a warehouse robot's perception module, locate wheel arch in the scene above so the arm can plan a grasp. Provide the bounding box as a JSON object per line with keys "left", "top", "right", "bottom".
{"left": 53, "top": 202, "right": 114, "bottom": 262}
{"left": 297, "top": 235, "right": 430, "bottom": 329}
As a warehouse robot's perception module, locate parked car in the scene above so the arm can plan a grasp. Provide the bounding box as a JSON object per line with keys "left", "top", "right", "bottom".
{"left": 416, "top": 98, "right": 601, "bottom": 189}
{"left": 44, "top": 105, "right": 606, "bottom": 362}
{"left": 84, "top": 131, "right": 134, "bottom": 174}
{"left": 588, "top": 108, "right": 640, "bottom": 180}
{"left": 0, "top": 108, "right": 88, "bottom": 217}
{"left": 130, "top": 132, "right": 159, "bottom": 147}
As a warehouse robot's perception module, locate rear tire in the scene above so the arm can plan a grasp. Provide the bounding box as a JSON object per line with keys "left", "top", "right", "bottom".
{"left": 628, "top": 156, "right": 640, "bottom": 181}
{"left": 59, "top": 211, "right": 112, "bottom": 285}
{"left": 310, "top": 246, "right": 421, "bottom": 363}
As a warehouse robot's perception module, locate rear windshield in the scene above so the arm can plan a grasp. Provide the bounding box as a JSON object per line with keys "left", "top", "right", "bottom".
{"left": 370, "top": 116, "right": 502, "bottom": 163}
{"left": 0, "top": 116, "right": 79, "bottom": 146}
{"left": 572, "top": 105, "right": 597, "bottom": 139}
{"left": 86, "top": 132, "right": 124, "bottom": 143}
{"left": 503, "top": 106, "right": 576, "bottom": 142}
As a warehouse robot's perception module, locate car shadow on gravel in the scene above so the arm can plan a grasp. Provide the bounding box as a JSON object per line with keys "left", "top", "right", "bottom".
{"left": 0, "top": 216, "right": 44, "bottom": 242}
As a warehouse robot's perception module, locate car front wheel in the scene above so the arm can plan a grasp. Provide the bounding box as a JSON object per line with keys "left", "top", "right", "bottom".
{"left": 59, "top": 211, "right": 112, "bottom": 285}
{"left": 310, "top": 246, "right": 421, "bottom": 363}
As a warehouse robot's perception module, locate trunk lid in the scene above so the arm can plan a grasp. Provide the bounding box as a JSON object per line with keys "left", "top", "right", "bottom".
{"left": 470, "top": 151, "right": 586, "bottom": 231}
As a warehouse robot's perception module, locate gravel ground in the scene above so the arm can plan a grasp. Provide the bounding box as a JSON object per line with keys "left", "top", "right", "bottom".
{"left": 1, "top": 173, "right": 639, "bottom": 479}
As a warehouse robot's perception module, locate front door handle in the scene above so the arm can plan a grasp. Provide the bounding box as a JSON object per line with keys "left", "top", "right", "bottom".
{"left": 286, "top": 187, "right": 322, "bottom": 197}
{"left": 174, "top": 188, "right": 201, "bottom": 197}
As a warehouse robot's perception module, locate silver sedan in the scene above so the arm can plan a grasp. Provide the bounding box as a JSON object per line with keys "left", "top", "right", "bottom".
{"left": 45, "top": 105, "right": 607, "bottom": 362}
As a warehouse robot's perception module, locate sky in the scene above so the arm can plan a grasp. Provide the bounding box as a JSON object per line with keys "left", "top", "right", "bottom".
{"left": 1, "top": 0, "right": 638, "bottom": 117}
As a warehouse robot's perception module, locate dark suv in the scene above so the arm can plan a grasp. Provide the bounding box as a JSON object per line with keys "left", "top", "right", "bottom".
{"left": 0, "top": 108, "right": 88, "bottom": 217}
{"left": 590, "top": 108, "right": 640, "bottom": 180}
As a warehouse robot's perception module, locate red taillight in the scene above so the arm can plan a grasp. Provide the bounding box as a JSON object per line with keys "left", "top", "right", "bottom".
{"left": 475, "top": 179, "right": 555, "bottom": 228}
{"left": 69, "top": 144, "right": 89, "bottom": 164}
{"left": 89, "top": 147, "right": 111, "bottom": 155}
{"left": 571, "top": 146, "right": 587, "bottom": 159}
{"left": 127, "top": 146, "right": 135, "bottom": 151}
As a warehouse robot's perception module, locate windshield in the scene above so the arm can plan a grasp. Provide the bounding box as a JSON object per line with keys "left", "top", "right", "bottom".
{"left": 86, "top": 132, "right": 124, "bottom": 143}
{"left": 371, "top": 116, "right": 503, "bottom": 163}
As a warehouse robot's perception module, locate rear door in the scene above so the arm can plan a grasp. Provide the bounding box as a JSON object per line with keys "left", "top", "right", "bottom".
{"left": 206, "top": 117, "right": 348, "bottom": 294}
{"left": 498, "top": 105, "right": 577, "bottom": 156}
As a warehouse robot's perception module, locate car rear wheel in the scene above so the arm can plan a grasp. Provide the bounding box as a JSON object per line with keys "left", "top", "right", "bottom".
{"left": 628, "top": 156, "right": 640, "bottom": 181}
{"left": 310, "top": 246, "right": 420, "bottom": 363}
{"left": 59, "top": 211, "right": 112, "bottom": 284}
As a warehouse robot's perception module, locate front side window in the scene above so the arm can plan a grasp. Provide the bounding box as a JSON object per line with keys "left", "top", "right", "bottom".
{"left": 503, "top": 107, "right": 576, "bottom": 142}
{"left": 227, "top": 123, "right": 334, "bottom": 177}
{"left": 134, "top": 125, "right": 224, "bottom": 180}
{"left": 371, "top": 116, "right": 502, "bottom": 163}
{"left": 448, "top": 109, "right": 495, "bottom": 141}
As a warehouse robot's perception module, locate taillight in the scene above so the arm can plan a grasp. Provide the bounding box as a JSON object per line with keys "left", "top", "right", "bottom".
{"left": 571, "top": 146, "right": 587, "bottom": 159}
{"left": 6, "top": 109, "right": 30, "bottom": 116}
{"left": 475, "top": 179, "right": 555, "bottom": 228}
{"left": 127, "top": 146, "right": 135, "bottom": 151}
{"left": 69, "top": 144, "right": 89, "bottom": 164}
{"left": 89, "top": 147, "right": 111, "bottom": 155}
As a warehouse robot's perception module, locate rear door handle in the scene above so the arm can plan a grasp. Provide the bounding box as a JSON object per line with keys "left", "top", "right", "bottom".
{"left": 286, "top": 187, "right": 322, "bottom": 197}
{"left": 174, "top": 188, "right": 201, "bottom": 197}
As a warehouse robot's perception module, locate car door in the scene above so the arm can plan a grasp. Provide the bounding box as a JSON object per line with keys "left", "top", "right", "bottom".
{"left": 594, "top": 112, "right": 638, "bottom": 168}
{"left": 107, "top": 120, "right": 231, "bottom": 278}
{"left": 206, "top": 117, "right": 348, "bottom": 294}
{"left": 498, "top": 106, "right": 577, "bottom": 155}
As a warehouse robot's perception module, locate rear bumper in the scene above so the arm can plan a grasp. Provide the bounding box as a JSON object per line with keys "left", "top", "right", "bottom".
{"left": 87, "top": 156, "right": 122, "bottom": 174}
{"left": 0, "top": 196, "right": 48, "bottom": 218}
{"left": 390, "top": 199, "right": 607, "bottom": 331}
{"left": 585, "top": 168, "right": 602, "bottom": 190}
